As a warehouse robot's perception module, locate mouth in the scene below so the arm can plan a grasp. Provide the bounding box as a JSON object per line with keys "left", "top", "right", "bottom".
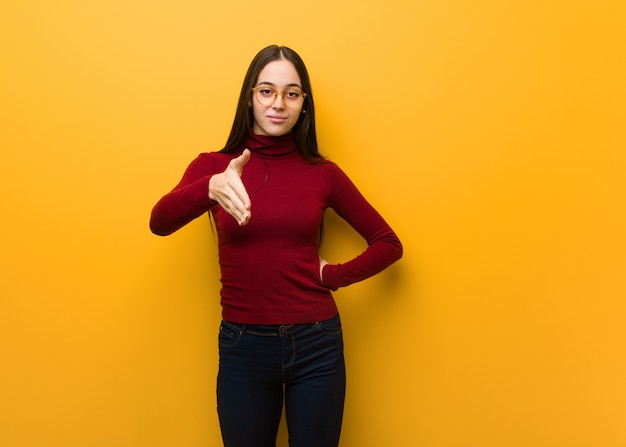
{"left": 267, "top": 115, "right": 287, "bottom": 124}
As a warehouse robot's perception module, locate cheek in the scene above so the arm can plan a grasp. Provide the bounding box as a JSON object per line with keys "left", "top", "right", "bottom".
{"left": 251, "top": 104, "right": 264, "bottom": 120}
{"left": 289, "top": 111, "right": 302, "bottom": 126}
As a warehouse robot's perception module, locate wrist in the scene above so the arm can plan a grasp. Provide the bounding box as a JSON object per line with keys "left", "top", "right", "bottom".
{"left": 208, "top": 175, "right": 217, "bottom": 202}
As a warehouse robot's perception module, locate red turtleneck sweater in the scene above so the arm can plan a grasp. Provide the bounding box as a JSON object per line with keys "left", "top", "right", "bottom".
{"left": 150, "top": 133, "right": 402, "bottom": 324}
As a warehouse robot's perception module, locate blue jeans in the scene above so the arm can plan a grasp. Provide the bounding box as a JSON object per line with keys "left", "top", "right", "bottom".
{"left": 217, "top": 314, "right": 346, "bottom": 447}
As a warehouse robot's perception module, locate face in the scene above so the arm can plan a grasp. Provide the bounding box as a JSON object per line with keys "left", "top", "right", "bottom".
{"left": 251, "top": 59, "right": 305, "bottom": 137}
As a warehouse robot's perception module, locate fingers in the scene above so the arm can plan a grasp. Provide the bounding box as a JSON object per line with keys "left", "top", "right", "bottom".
{"left": 319, "top": 256, "right": 329, "bottom": 283}
{"left": 208, "top": 150, "right": 253, "bottom": 225}
{"left": 226, "top": 150, "right": 251, "bottom": 224}
{"left": 216, "top": 180, "right": 251, "bottom": 225}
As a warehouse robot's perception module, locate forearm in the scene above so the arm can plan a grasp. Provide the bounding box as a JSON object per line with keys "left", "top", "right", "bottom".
{"left": 149, "top": 175, "right": 214, "bottom": 236}
{"left": 322, "top": 229, "right": 402, "bottom": 290}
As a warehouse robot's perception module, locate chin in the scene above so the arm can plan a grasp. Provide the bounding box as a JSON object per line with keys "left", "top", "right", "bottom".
{"left": 257, "top": 124, "right": 294, "bottom": 137}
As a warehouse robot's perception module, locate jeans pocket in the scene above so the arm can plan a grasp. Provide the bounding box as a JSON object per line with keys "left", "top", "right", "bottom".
{"left": 218, "top": 321, "right": 243, "bottom": 348}
{"left": 314, "top": 314, "right": 342, "bottom": 335}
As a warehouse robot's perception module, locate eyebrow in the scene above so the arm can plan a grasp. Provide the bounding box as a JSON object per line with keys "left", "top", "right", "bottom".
{"left": 256, "top": 81, "right": 304, "bottom": 89}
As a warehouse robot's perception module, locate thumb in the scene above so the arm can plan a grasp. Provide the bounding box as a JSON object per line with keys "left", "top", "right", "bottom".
{"left": 230, "top": 149, "right": 251, "bottom": 175}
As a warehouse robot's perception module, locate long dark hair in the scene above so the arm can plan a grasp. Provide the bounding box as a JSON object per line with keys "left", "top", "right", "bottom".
{"left": 220, "top": 45, "right": 321, "bottom": 163}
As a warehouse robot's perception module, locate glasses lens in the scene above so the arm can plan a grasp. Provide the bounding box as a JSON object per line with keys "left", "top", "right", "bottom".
{"left": 284, "top": 89, "right": 304, "bottom": 105}
{"left": 255, "top": 87, "right": 276, "bottom": 106}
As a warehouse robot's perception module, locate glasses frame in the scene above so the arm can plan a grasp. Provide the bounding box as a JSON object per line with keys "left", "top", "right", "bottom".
{"left": 251, "top": 86, "right": 308, "bottom": 108}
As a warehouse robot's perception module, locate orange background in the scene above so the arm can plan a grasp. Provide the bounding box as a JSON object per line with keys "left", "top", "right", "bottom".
{"left": 1, "top": 1, "right": 625, "bottom": 446}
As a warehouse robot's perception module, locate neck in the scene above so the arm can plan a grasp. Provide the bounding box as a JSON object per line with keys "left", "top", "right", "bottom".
{"left": 245, "top": 132, "right": 298, "bottom": 157}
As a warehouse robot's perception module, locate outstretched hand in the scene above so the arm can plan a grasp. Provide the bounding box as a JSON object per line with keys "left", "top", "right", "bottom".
{"left": 209, "top": 149, "right": 252, "bottom": 226}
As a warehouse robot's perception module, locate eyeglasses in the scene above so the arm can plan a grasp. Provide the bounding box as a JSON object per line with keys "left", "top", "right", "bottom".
{"left": 251, "top": 86, "right": 307, "bottom": 107}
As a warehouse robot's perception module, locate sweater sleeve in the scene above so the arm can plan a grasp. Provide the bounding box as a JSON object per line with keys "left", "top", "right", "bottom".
{"left": 149, "top": 154, "right": 218, "bottom": 236}
{"left": 321, "top": 164, "right": 403, "bottom": 290}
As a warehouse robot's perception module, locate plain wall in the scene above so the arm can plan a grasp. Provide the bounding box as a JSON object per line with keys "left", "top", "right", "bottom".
{"left": 1, "top": 0, "right": 625, "bottom": 446}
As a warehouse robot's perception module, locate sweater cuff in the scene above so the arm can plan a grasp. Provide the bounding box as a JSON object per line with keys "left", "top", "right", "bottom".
{"left": 322, "top": 264, "right": 341, "bottom": 291}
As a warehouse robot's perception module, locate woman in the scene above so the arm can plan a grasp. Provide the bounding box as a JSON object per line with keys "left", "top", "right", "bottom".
{"left": 150, "top": 45, "right": 402, "bottom": 447}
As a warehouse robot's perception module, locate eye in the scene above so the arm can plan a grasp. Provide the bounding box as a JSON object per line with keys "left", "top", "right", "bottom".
{"left": 258, "top": 88, "right": 275, "bottom": 97}
{"left": 285, "top": 90, "right": 302, "bottom": 99}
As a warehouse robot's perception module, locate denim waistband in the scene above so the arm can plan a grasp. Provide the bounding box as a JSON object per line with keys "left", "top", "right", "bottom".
{"left": 222, "top": 313, "right": 339, "bottom": 336}
{"left": 222, "top": 321, "right": 299, "bottom": 336}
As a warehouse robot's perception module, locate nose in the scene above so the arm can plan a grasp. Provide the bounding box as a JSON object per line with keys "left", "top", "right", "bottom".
{"left": 272, "top": 92, "right": 286, "bottom": 109}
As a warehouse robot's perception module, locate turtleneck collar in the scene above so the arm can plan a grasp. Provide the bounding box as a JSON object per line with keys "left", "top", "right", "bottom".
{"left": 244, "top": 132, "right": 298, "bottom": 157}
